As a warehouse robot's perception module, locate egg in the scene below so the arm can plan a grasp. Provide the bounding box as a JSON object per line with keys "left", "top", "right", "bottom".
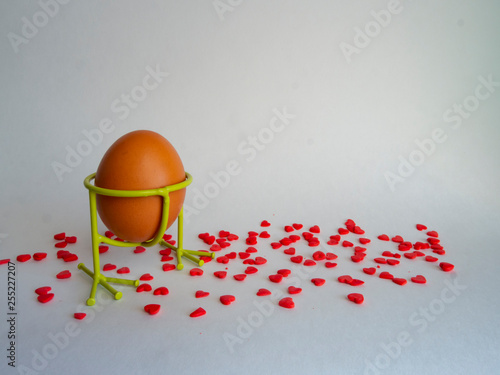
{"left": 95, "top": 130, "right": 186, "bottom": 242}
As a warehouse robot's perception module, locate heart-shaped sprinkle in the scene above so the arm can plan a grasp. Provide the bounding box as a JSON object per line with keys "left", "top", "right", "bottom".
{"left": 99, "top": 245, "right": 109, "bottom": 254}
{"left": 310, "top": 225, "right": 320, "bottom": 233}
{"left": 74, "top": 313, "right": 86, "bottom": 320}
{"left": 327, "top": 240, "right": 339, "bottom": 246}
{"left": 345, "top": 219, "right": 356, "bottom": 226}
{"left": 103, "top": 263, "right": 116, "bottom": 271}
{"left": 439, "top": 262, "right": 454, "bottom": 272}
{"left": 144, "top": 304, "right": 161, "bottom": 315}
{"left": 210, "top": 245, "right": 222, "bottom": 252}
{"left": 411, "top": 275, "right": 427, "bottom": 284}
{"left": 220, "top": 241, "right": 231, "bottom": 249}
{"left": 55, "top": 242, "right": 67, "bottom": 249}
{"left": 303, "top": 259, "right": 316, "bottom": 266}
{"left": 351, "top": 255, "right": 364, "bottom": 263}
{"left": 433, "top": 249, "right": 446, "bottom": 255}
{"left": 382, "top": 251, "right": 394, "bottom": 257}
{"left": 257, "top": 288, "right": 271, "bottom": 296}
{"left": 159, "top": 248, "right": 172, "bottom": 256}
{"left": 63, "top": 253, "right": 78, "bottom": 262}
{"left": 277, "top": 269, "right": 291, "bottom": 277}
{"left": 425, "top": 256, "right": 438, "bottom": 262}
{"left": 204, "top": 236, "right": 216, "bottom": 245}
{"left": 153, "top": 287, "right": 169, "bottom": 296}
{"left": 259, "top": 231, "right": 271, "bottom": 238}
{"left": 338, "top": 275, "right": 353, "bottom": 284}
{"left": 220, "top": 295, "right": 236, "bottom": 305}
{"left": 374, "top": 258, "right": 387, "bottom": 264}
{"left": 311, "top": 278, "right": 325, "bottom": 286}
{"left": 379, "top": 271, "right": 394, "bottom": 280}
{"left": 325, "top": 262, "right": 337, "bottom": 268}
{"left": 261, "top": 220, "right": 271, "bottom": 227}
{"left": 54, "top": 232, "right": 66, "bottom": 240}
{"left": 239, "top": 252, "right": 251, "bottom": 259}
{"left": 254, "top": 257, "right": 267, "bottom": 265}
{"left": 284, "top": 248, "right": 296, "bottom": 255}
{"left": 285, "top": 225, "right": 294, "bottom": 232}
{"left": 198, "top": 232, "right": 209, "bottom": 240}
{"left": 248, "top": 231, "right": 259, "bottom": 237}
{"left": 162, "top": 264, "right": 176, "bottom": 271}
{"left": 216, "top": 256, "right": 229, "bottom": 264}
{"left": 246, "top": 247, "right": 258, "bottom": 253}
{"left": 427, "top": 230, "right": 439, "bottom": 238}
{"left": 33, "top": 252, "right": 47, "bottom": 261}
{"left": 190, "top": 307, "right": 206, "bottom": 318}
{"left": 140, "top": 273, "right": 154, "bottom": 281}
{"left": 290, "top": 256, "right": 303, "bottom": 264}
{"left": 428, "top": 238, "right": 440, "bottom": 245}
{"left": 325, "top": 253, "right": 338, "bottom": 260}
{"left": 243, "top": 259, "right": 255, "bottom": 265}
{"left": 288, "top": 286, "right": 302, "bottom": 294}
{"left": 349, "top": 279, "right": 364, "bottom": 286}
{"left": 195, "top": 290, "right": 209, "bottom": 298}
{"left": 117, "top": 267, "right": 130, "bottom": 274}
{"left": 35, "top": 286, "right": 51, "bottom": 295}
{"left": 378, "top": 234, "right": 389, "bottom": 241}
{"left": 219, "top": 230, "right": 230, "bottom": 238}
{"left": 56, "top": 270, "right": 71, "bottom": 279}
{"left": 292, "top": 223, "right": 303, "bottom": 230}
{"left": 392, "top": 278, "right": 407, "bottom": 286}
{"left": 302, "top": 232, "right": 313, "bottom": 240}
{"left": 391, "top": 235, "right": 404, "bottom": 243}
{"left": 190, "top": 268, "right": 203, "bottom": 276}
{"left": 227, "top": 234, "right": 239, "bottom": 241}
{"left": 136, "top": 283, "right": 152, "bottom": 293}
{"left": 354, "top": 226, "right": 365, "bottom": 235}
{"left": 38, "top": 293, "right": 54, "bottom": 303}
{"left": 104, "top": 231, "right": 114, "bottom": 238}
{"left": 387, "top": 259, "right": 400, "bottom": 266}
{"left": 416, "top": 224, "right": 427, "bottom": 231}
{"left": 398, "top": 243, "right": 412, "bottom": 252}
{"left": 17, "top": 254, "right": 31, "bottom": 262}
{"left": 347, "top": 293, "right": 364, "bottom": 304}
{"left": 342, "top": 240, "right": 353, "bottom": 247}
{"left": 269, "top": 274, "right": 283, "bottom": 283}
{"left": 404, "top": 253, "right": 417, "bottom": 260}
{"left": 214, "top": 271, "right": 227, "bottom": 279}
{"left": 359, "top": 238, "right": 371, "bottom": 244}
{"left": 56, "top": 250, "right": 69, "bottom": 259}
{"left": 65, "top": 236, "right": 77, "bottom": 243}
{"left": 289, "top": 235, "right": 301, "bottom": 242}
{"left": 363, "top": 267, "right": 376, "bottom": 275}
{"left": 271, "top": 242, "right": 282, "bottom": 249}
{"left": 245, "top": 266, "right": 258, "bottom": 274}
{"left": 280, "top": 238, "right": 293, "bottom": 246}
{"left": 134, "top": 246, "right": 146, "bottom": 254}
{"left": 163, "top": 234, "right": 172, "bottom": 241}
{"left": 338, "top": 228, "right": 349, "bottom": 235}
{"left": 279, "top": 297, "right": 295, "bottom": 309}
{"left": 312, "top": 251, "right": 326, "bottom": 261}
{"left": 233, "top": 274, "right": 247, "bottom": 281}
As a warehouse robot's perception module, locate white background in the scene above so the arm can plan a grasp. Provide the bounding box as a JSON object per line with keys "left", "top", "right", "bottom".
{"left": 1, "top": 1, "right": 499, "bottom": 374}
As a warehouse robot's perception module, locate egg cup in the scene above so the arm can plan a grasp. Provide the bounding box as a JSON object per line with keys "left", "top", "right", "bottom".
{"left": 78, "top": 172, "right": 214, "bottom": 306}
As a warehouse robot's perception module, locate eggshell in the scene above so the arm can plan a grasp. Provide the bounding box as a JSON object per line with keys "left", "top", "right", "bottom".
{"left": 95, "top": 130, "right": 186, "bottom": 242}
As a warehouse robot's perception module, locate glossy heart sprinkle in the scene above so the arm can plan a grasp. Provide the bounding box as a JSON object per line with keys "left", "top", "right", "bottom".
{"left": 392, "top": 278, "right": 407, "bottom": 286}
{"left": 214, "top": 271, "right": 227, "bottom": 279}
{"left": 154, "top": 287, "right": 169, "bottom": 296}
{"left": 325, "top": 262, "right": 337, "bottom": 268}
{"left": 312, "top": 251, "right": 326, "bottom": 261}
{"left": 56, "top": 270, "right": 71, "bottom": 279}
{"left": 216, "top": 256, "right": 229, "bottom": 264}
{"left": 439, "top": 262, "right": 454, "bottom": 272}
{"left": 349, "top": 279, "right": 364, "bottom": 286}
{"left": 292, "top": 223, "right": 303, "bottom": 230}
{"left": 325, "top": 253, "right": 338, "bottom": 260}
{"left": 269, "top": 274, "right": 283, "bottom": 283}
{"left": 347, "top": 293, "right": 364, "bottom": 304}
{"left": 288, "top": 286, "right": 302, "bottom": 294}
{"left": 285, "top": 225, "right": 294, "bottom": 232}
{"left": 134, "top": 246, "right": 146, "bottom": 253}
{"left": 378, "top": 234, "right": 389, "bottom": 241}
{"left": 254, "top": 257, "right": 267, "bottom": 265}
{"left": 55, "top": 242, "right": 67, "bottom": 249}
{"left": 280, "top": 238, "right": 293, "bottom": 246}
{"left": 359, "top": 238, "right": 371, "bottom": 244}
{"left": 427, "top": 231, "right": 439, "bottom": 238}
{"left": 303, "top": 259, "right": 316, "bottom": 266}
{"left": 374, "top": 258, "right": 387, "bottom": 264}
{"left": 38, "top": 293, "right": 54, "bottom": 303}
{"left": 63, "top": 253, "right": 78, "bottom": 262}
{"left": 271, "top": 242, "right": 282, "bottom": 249}
{"left": 277, "top": 269, "right": 291, "bottom": 277}
{"left": 104, "top": 231, "right": 114, "bottom": 238}
{"left": 35, "top": 286, "right": 51, "bottom": 295}
{"left": 351, "top": 255, "right": 364, "bottom": 263}
{"left": 243, "top": 259, "right": 255, "bottom": 265}
{"left": 17, "top": 254, "right": 31, "bottom": 262}
{"left": 354, "top": 226, "right": 365, "bottom": 235}
{"left": 245, "top": 266, "right": 258, "bottom": 274}
{"left": 290, "top": 256, "right": 303, "bottom": 264}
{"left": 136, "top": 283, "right": 152, "bottom": 293}
{"left": 310, "top": 225, "right": 320, "bottom": 233}
{"left": 279, "top": 297, "right": 295, "bottom": 309}
{"left": 140, "top": 273, "right": 154, "bottom": 281}
{"left": 117, "top": 267, "right": 130, "bottom": 274}
{"left": 284, "top": 248, "right": 296, "bottom": 255}
{"left": 425, "top": 256, "right": 438, "bottom": 263}
{"left": 162, "top": 264, "right": 176, "bottom": 272}
{"left": 74, "top": 313, "right": 86, "bottom": 320}
{"left": 220, "top": 295, "right": 236, "bottom": 305}
{"left": 233, "top": 274, "right": 247, "bottom": 281}
{"left": 404, "top": 253, "right": 417, "bottom": 260}
{"left": 65, "top": 236, "right": 77, "bottom": 243}
{"left": 159, "top": 248, "right": 172, "bottom": 256}
{"left": 144, "top": 304, "right": 161, "bottom": 315}
{"left": 387, "top": 259, "right": 400, "bottom": 266}
{"left": 379, "top": 272, "right": 394, "bottom": 280}
{"left": 190, "top": 268, "right": 203, "bottom": 276}
{"left": 99, "top": 245, "right": 109, "bottom": 254}
{"left": 261, "top": 220, "right": 271, "bottom": 227}
{"left": 190, "top": 307, "right": 206, "bottom": 318}
{"left": 246, "top": 247, "right": 258, "bottom": 253}
{"left": 259, "top": 231, "right": 271, "bottom": 238}
{"left": 342, "top": 240, "right": 353, "bottom": 247}
{"left": 239, "top": 252, "right": 251, "bottom": 259}
{"left": 33, "top": 252, "right": 47, "bottom": 261}
{"left": 363, "top": 267, "right": 376, "bottom": 275}
{"left": 103, "top": 263, "right": 116, "bottom": 271}
{"left": 257, "top": 288, "right": 271, "bottom": 296}
{"left": 195, "top": 290, "right": 209, "bottom": 298}
{"left": 411, "top": 275, "right": 427, "bottom": 284}
{"left": 54, "top": 232, "right": 66, "bottom": 240}
{"left": 311, "top": 278, "right": 325, "bottom": 286}
{"left": 338, "top": 275, "right": 353, "bottom": 284}
{"left": 338, "top": 228, "right": 349, "bottom": 235}
{"left": 416, "top": 224, "right": 427, "bottom": 231}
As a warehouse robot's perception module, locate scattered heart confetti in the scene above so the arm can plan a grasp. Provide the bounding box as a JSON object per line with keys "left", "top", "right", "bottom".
{"left": 190, "top": 268, "right": 204, "bottom": 276}
{"left": 391, "top": 235, "right": 404, "bottom": 243}
{"left": 411, "top": 275, "right": 427, "bottom": 284}
{"left": 325, "top": 262, "right": 337, "bottom": 268}
{"left": 325, "top": 253, "right": 338, "bottom": 260}
{"left": 312, "top": 251, "right": 326, "bottom": 261}
{"left": 33, "top": 252, "right": 47, "bottom": 261}
{"left": 63, "top": 253, "right": 78, "bottom": 262}
{"left": 216, "top": 256, "right": 229, "bottom": 264}
{"left": 162, "top": 264, "right": 176, "bottom": 272}
{"left": 214, "top": 271, "right": 227, "bottom": 279}
{"left": 239, "top": 252, "right": 251, "bottom": 259}
{"left": 17, "top": 254, "right": 31, "bottom": 262}
{"left": 280, "top": 238, "right": 293, "bottom": 246}
{"left": 427, "top": 231, "right": 439, "bottom": 238}
{"left": 38, "top": 293, "right": 54, "bottom": 304}
{"left": 416, "top": 224, "right": 427, "bottom": 231}
{"left": 99, "top": 245, "right": 109, "bottom": 254}
{"left": 245, "top": 266, "right": 258, "bottom": 274}
{"left": 105, "top": 231, "right": 114, "bottom": 238}
{"left": 257, "top": 288, "right": 271, "bottom": 296}
{"left": 338, "top": 228, "right": 349, "bottom": 235}
{"left": 35, "top": 286, "right": 51, "bottom": 295}
{"left": 378, "top": 234, "right": 389, "bottom": 241}
{"left": 387, "top": 259, "right": 400, "bottom": 266}
{"left": 195, "top": 290, "right": 209, "bottom": 298}
{"left": 288, "top": 286, "right": 302, "bottom": 294}
{"left": 0, "top": 259, "right": 11, "bottom": 265}
{"left": 117, "top": 267, "right": 130, "bottom": 274}
{"left": 359, "top": 238, "right": 371, "bottom": 244}
{"left": 279, "top": 297, "right": 295, "bottom": 309}
{"left": 310, "top": 225, "right": 320, "bottom": 233}
{"left": 347, "top": 293, "right": 364, "bottom": 304}
{"left": 254, "top": 257, "right": 267, "bottom": 265}
{"left": 153, "top": 287, "right": 169, "bottom": 296}
{"left": 246, "top": 247, "right": 258, "bottom": 253}
{"left": 363, "top": 267, "right": 376, "bottom": 275}
{"left": 303, "top": 259, "right": 316, "bottom": 266}
{"left": 342, "top": 240, "right": 353, "bottom": 247}
{"left": 374, "top": 258, "right": 387, "bottom": 264}
{"left": 243, "top": 259, "right": 255, "bottom": 265}
{"left": 144, "top": 304, "right": 161, "bottom": 315}
{"left": 392, "top": 278, "right": 407, "bottom": 286}
{"left": 159, "top": 248, "right": 172, "bottom": 256}
{"left": 425, "top": 256, "right": 438, "bottom": 263}
{"left": 285, "top": 225, "right": 294, "bottom": 232}
{"left": 190, "top": 307, "right": 206, "bottom": 318}
{"left": 136, "top": 283, "right": 152, "bottom": 293}
{"left": 277, "top": 269, "right": 291, "bottom": 277}
{"left": 259, "top": 231, "right": 271, "bottom": 238}
{"left": 290, "top": 256, "right": 303, "bottom": 264}
{"left": 65, "top": 236, "right": 77, "bottom": 243}
{"left": 354, "top": 226, "right": 365, "bottom": 235}
{"left": 351, "top": 255, "right": 364, "bottom": 263}
{"left": 284, "top": 248, "right": 296, "bottom": 255}
{"left": 292, "top": 223, "right": 303, "bottom": 230}
{"left": 439, "top": 262, "right": 454, "bottom": 272}
{"left": 103, "top": 263, "right": 116, "bottom": 271}
{"left": 55, "top": 242, "right": 67, "bottom": 249}
{"left": 338, "top": 275, "right": 353, "bottom": 284}
{"left": 54, "top": 232, "right": 66, "bottom": 240}
{"left": 269, "top": 274, "right": 283, "bottom": 283}
{"left": 134, "top": 246, "right": 146, "bottom": 254}
{"left": 140, "top": 273, "right": 154, "bottom": 281}
{"left": 349, "top": 279, "right": 365, "bottom": 286}
{"left": 220, "top": 295, "right": 236, "bottom": 305}
{"left": 311, "top": 278, "right": 325, "bottom": 286}
{"left": 56, "top": 270, "right": 71, "bottom": 279}
{"left": 233, "top": 274, "right": 247, "bottom": 281}
{"left": 379, "top": 272, "right": 394, "bottom": 280}
{"left": 74, "top": 313, "right": 86, "bottom": 320}
{"left": 404, "top": 253, "right": 417, "bottom": 260}
{"left": 261, "top": 220, "right": 271, "bottom": 227}
{"left": 271, "top": 242, "right": 282, "bottom": 249}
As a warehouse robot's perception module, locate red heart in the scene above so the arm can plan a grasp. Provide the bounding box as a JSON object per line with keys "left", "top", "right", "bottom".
{"left": 289, "top": 235, "right": 301, "bottom": 242}
{"left": 219, "top": 230, "right": 230, "bottom": 238}
{"left": 162, "top": 264, "right": 176, "bottom": 271}
{"left": 54, "top": 232, "right": 66, "bottom": 240}
{"left": 35, "top": 286, "right": 51, "bottom": 295}
{"left": 379, "top": 272, "right": 394, "bottom": 280}
{"left": 103, "top": 263, "right": 116, "bottom": 271}
{"left": 303, "top": 259, "right": 316, "bottom": 266}
{"left": 55, "top": 241, "right": 67, "bottom": 249}
{"left": 154, "top": 287, "right": 169, "bottom": 296}
{"left": 290, "top": 256, "right": 303, "bottom": 264}
{"left": 288, "top": 286, "right": 302, "bottom": 294}
{"left": 246, "top": 247, "right": 258, "bottom": 253}
{"left": 104, "top": 231, "right": 114, "bottom": 238}
{"left": 204, "top": 236, "right": 216, "bottom": 245}
{"left": 338, "top": 275, "right": 353, "bottom": 284}
{"left": 285, "top": 225, "right": 294, "bottom": 233}
{"left": 338, "top": 228, "right": 349, "bottom": 235}
{"left": 411, "top": 275, "right": 427, "bottom": 284}
{"left": 378, "top": 234, "right": 389, "bottom": 241}
{"left": 248, "top": 231, "right": 259, "bottom": 237}
{"left": 140, "top": 273, "right": 154, "bottom": 281}
{"left": 134, "top": 246, "right": 146, "bottom": 253}
{"left": 359, "top": 238, "right": 371, "bottom": 244}
{"left": 163, "top": 234, "right": 172, "bottom": 241}
{"left": 159, "top": 248, "right": 172, "bottom": 256}
{"left": 33, "top": 252, "right": 47, "bottom": 261}
{"left": 38, "top": 293, "right": 54, "bottom": 304}
{"left": 277, "top": 269, "right": 291, "bottom": 277}
{"left": 416, "top": 224, "right": 427, "bottom": 231}
{"left": 198, "top": 232, "right": 210, "bottom": 240}
{"left": 271, "top": 242, "right": 282, "bottom": 249}
{"left": 392, "top": 278, "right": 407, "bottom": 286}
{"left": 16, "top": 254, "right": 31, "bottom": 262}
{"left": 349, "top": 279, "right": 364, "bottom": 286}
{"left": 433, "top": 249, "right": 446, "bottom": 255}
{"left": 425, "top": 256, "right": 438, "bottom": 263}
{"left": 136, "top": 283, "right": 152, "bottom": 293}
{"left": 387, "top": 259, "right": 400, "bottom": 266}
{"left": 245, "top": 266, "right": 258, "bottom": 274}
{"left": 213, "top": 271, "right": 227, "bottom": 279}
{"left": 220, "top": 242, "right": 230, "bottom": 249}
{"left": 259, "top": 231, "right": 271, "bottom": 238}
{"left": 342, "top": 241, "right": 353, "bottom": 247}
{"left": 312, "top": 251, "right": 325, "bottom": 261}
{"left": 351, "top": 255, "right": 364, "bottom": 263}
{"left": 239, "top": 252, "right": 251, "bottom": 259}
{"left": 190, "top": 307, "right": 206, "bottom": 318}
{"left": 243, "top": 259, "right": 255, "bottom": 265}
{"left": 347, "top": 293, "right": 364, "bottom": 304}
{"left": 327, "top": 240, "right": 339, "bottom": 246}
{"left": 279, "top": 297, "right": 295, "bottom": 309}
{"left": 374, "top": 258, "right": 387, "bottom": 264}
{"left": 256, "top": 288, "right": 271, "bottom": 296}
{"left": 63, "top": 253, "right": 78, "bottom": 262}
{"left": 268, "top": 274, "right": 283, "bottom": 283}
{"left": 345, "top": 219, "right": 356, "bottom": 226}
{"left": 254, "top": 257, "right": 267, "bottom": 265}
{"left": 65, "top": 236, "right": 77, "bottom": 244}
{"left": 144, "top": 304, "right": 161, "bottom": 315}
{"left": 284, "top": 248, "right": 296, "bottom": 255}
{"left": 311, "top": 278, "right": 325, "bottom": 286}
{"left": 404, "top": 253, "right": 417, "bottom": 260}
{"left": 56, "top": 270, "right": 71, "bottom": 279}
{"left": 216, "top": 238, "right": 228, "bottom": 246}
{"left": 220, "top": 295, "right": 236, "bottom": 305}
{"left": 325, "top": 253, "right": 338, "bottom": 260}
{"left": 302, "top": 232, "right": 314, "bottom": 240}
{"left": 325, "top": 262, "right": 337, "bottom": 268}
{"left": 195, "top": 290, "right": 209, "bottom": 298}
{"left": 74, "top": 313, "right": 86, "bottom": 320}
{"left": 427, "top": 231, "right": 439, "bottom": 238}
{"left": 307, "top": 239, "right": 320, "bottom": 247}
{"left": 391, "top": 235, "right": 404, "bottom": 243}
{"left": 363, "top": 267, "right": 376, "bottom": 275}
{"left": 292, "top": 223, "right": 303, "bottom": 230}
{"left": 216, "top": 256, "right": 229, "bottom": 264}
{"left": 233, "top": 274, "right": 247, "bottom": 281}
{"left": 210, "top": 245, "right": 222, "bottom": 252}
{"left": 261, "top": 220, "right": 271, "bottom": 227}
{"left": 382, "top": 251, "right": 394, "bottom": 257}
{"left": 280, "top": 238, "right": 293, "bottom": 246}
{"left": 309, "top": 225, "right": 320, "bottom": 233}
{"left": 99, "top": 246, "right": 109, "bottom": 254}
{"left": 354, "top": 226, "right": 365, "bottom": 235}
{"left": 439, "top": 262, "right": 454, "bottom": 272}
{"left": 117, "top": 267, "right": 130, "bottom": 274}
{"left": 227, "top": 234, "right": 239, "bottom": 241}
{"left": 190, "top": 268, "right": 204, "bottom": 276}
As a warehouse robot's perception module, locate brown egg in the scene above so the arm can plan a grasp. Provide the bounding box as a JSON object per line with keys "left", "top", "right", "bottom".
{"left": 95, "top": 130, "right": 186, "bottom": 242}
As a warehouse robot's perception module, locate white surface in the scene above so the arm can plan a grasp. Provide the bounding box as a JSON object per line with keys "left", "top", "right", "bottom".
{"left": 1, "top": 1, "right": 500, "bottom": 374}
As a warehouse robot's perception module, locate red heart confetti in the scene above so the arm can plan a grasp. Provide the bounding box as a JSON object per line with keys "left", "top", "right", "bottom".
{"left": 378, "top": 234, "right": 389, "bottom": 241}
{"left": 425, "top": 256, "right": 438, "bottom": 263}
{"left": 338, "top": 275, "right": 353, "bottom": 284}
{"left": 243, "top": 259, "right": 255, "bottom": 265}
{"left": 104, "top": 231, "right": 114, "bottom": 238}
{"left": 190, "top": 268, "right": 204, "bottom": 276}
{"left": 288, "top": 286, "right": 302, "bottom": 294}
{"left": 254, "top": 257, "right": 267, "bottom": 265}
{"left": 63, "top": 253, "right": 78, "bottom": 262}
{"left": 392, "top": 278, "right": 407, "bottom": 286}
{"left": 65, "top": 236, "right": 77, "bottom": 244}
{"left": 391, "top": 235, "right": 404, "bottom": 243}
{"left": 17, "top": 254, "right": 31, "bottom": 262}
{"left": 351, "top": 255, "right": 364, "bottom": 263}
{"left": 136, "top": 283, "right": 152, "bottom": 293}
{"left": 284, "top": 248, "right": 296, "bottom": 255}
{"left": 285, "top": 225, "right": 294, "bottom": 232}
{"left": 292, "top": 223, "right": 303, "bottom": 230}
{"left": 379, "top": 272, "right": 394, "bottom": 280}
{"left": 214, "top": 271, "right": 227, "bottom": 279}
{"left": 387, "top": 259, "right": 400, "bottom": 266}
{"left": 261, "top": 220, "right": 271, "bottom": 227}
{"left": 162, "top": 264, "right": 176, "bottom": 271}
{"left": 277, "top": 269, "right": 291, "bottom": 277}
{"left": 103, "top": 263, "right": 116, "bottom": 271}
{"left": 210, "top": 244, "right": 222, "bottom": 252}
{"left": 55, "top": 241, "right": 67, "bottom": 249}
{"left": 349, "top": 279, "right": 365, "bottom": 286}
{"left": 427, "top": 231, "right": 439, "bottom": 238}
{"left": 56, "top": 270, "right": 71, "bottom": 279}
{"left": 280, "top": 238, "right": 293, "bottom": 246}
{"left": 311, "top": 278, "right": 325, "bottom": 286}
{"left": 195, "top": 290, "right": 209, "bottom": 298}
{"left": 312, "top": 251, "right": 326, "bottom": 261}
{"left": 404, "top": 253, "right": 417, "bottom": 260}
{"left": 439, "top": 262, "right": 454, "bottom": 272}
{"left": 411, "top": 275, "right": 427, "bottom": 284}
{"left": 257, "top": 288, "right": 271, "bottom": 296}
{"left": 74, "top": 313, "right": 86, "bottom": 320}
{"left": 289, "top": 235, "right": 301, "bottom": 242}
{"left": 144, "top": 304, "right": 161, "bottom": 315}
{"left": 227, "top": 234, "right": 239, "bottom": 241}
{"left": 338, "top": 228, "right": 349, "bottom": 235}
{"left": 269, "top": 274, "right": 283, "bottom": 283}
{"left": 271, "top": 242, "right": 282, "bottom": 249}
{"left": 304, "top": 259, "right": 316, "bottom": 266}
{"left": 433, "top": 249, "right": 446, "bottom": 255}
{"left": 279, "top": 297, "right": 295, "bottom": 309}
{"left": 245, "top": 266, "right": 258, "bottom": 274}
{"left": 259, "top": 231, "right": 271, "bottom": 238}
{"left": 310, "top": 225, "right": 320, "bottom": 233}
{"left": 134, "top": 246, "right": 146, "bottom": 254}
{"left": 117, "top": 267, "right": 130, "bottom": 274}
{"left": 35, "top": 286, "right": 51, "bottom": 295}
{"left": 326, "top": 253, "right": 338, "bottom": 260}
{"left": 140, "top": 273, "right": 154, "bottom": 281}
{"left": 153, "top": 287, "right": 169, "bottom": 296}
{"left": 159, "top": 248, "right": 172, "bottom": 256}
{"left": 347, "top": 293, "right": 364, "bottom": 304}
{"left": 216, "top": 256, "right": 229, "bottom": 264}
{"left": 327, "top": 240, "right": 339, "bottom": 246}
{"left": 363, "top": 267, "right": 376, "bottom": 275}
{"left": 190, "top": 307, "right": 206, "bottom": 318}
{"left": 33, "top": 252, "right": 47, "bottom": 261}
{"left": 54, "top": 232, "right": 66, "bottom": 240}
{"left": 220, "top": 295, "right": 236, "bottom": 305}
{"left": 246, "top": 247, "right": 258, "bottom": 253}
{"left": 359, "top": 238, "right": 371, "bottom": 244}
{"left": 233, "top": 274, "right": 247, "bottom": 281}
{"left": 99, "top": 245, "right": 109, "bottom": 254}
{"left": 325, "top": 262, "right": 337, "bottom": 268}
{"left": 342, "top": 240, "right": 353, "bottom": 247}
{"left": 374, "top": 258, "right": 387, "bottom": 264}
{"left": 239, "top": 252, "right": 251, "bottom": 259}
{"left": 416, "top": 224, "right": 427, "bottom": 231}
{"left": 290, "top": 256, "right": 303, "bottom": 264}
{"left": 38, "top": 293, "right": 54, "bottom": 303}
{"left": 219, "top": 230, "right": 230, "bottom": 238}
{"left": 354, "top": 226, "right": 365, "bottom": 235}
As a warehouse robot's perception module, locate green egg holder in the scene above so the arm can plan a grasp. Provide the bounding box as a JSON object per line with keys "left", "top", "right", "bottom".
{"left": 78, "top": 172, "right": 214, "bottom": 306}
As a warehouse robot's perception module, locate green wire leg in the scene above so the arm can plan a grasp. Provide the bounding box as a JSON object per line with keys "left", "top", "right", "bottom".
{"left": 161, "top": 240, "right": 215, "bottom": 270}
{"left": 78, "top": 263, "right": 139, "bottom": 306}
